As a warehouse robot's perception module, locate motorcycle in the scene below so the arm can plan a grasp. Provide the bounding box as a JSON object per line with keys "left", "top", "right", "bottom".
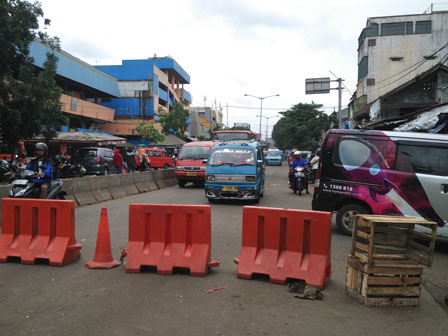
{"left": 0, "top": 159, "right": 23, "bottom": 183}
{"left": 9, "top": 168, "right": 66, "bottom": 199}
{"left": 58, "top": 162, "right": 86, "bottom": 178}
{"left": 291, "top": 166, "right": 309, "bottom": 196}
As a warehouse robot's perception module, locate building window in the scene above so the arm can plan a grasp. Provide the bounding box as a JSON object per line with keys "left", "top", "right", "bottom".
{"left": 405, "top": 21, "right": 413, "bottom": 34}
{"left": 381, "top": 22, "right": 405, "bottom": 36}
{"left": 367, "top": 39, "right": 376, "bottom": 46}
{"left": 390, "top": 57, "right": 403, "bottom": 61}
{"left": 415, "top": 20, "right": 432, "bottom": 34}
{"left": 366, "top": 78, "right": 375, "bottom": 86}
{"left": 380, "top": 21, "right": 414, "bottom": 36}
{"left": 358, "top": 24, "right": 378, "bottom": 48}
{"left": 358, "top": 56, "right": 368, "bottom": 81}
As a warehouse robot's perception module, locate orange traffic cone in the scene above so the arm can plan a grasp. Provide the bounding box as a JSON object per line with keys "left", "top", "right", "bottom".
{"left": 85, "top": 207, "right": 120, "bottom": 269}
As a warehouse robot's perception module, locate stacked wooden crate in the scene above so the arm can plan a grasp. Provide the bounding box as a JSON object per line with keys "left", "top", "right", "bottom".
{"left": 345, "top": 215, "right": 437, "bottom": 307}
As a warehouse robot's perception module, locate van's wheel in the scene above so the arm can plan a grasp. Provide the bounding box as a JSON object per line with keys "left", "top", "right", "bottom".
{"left": 208, "top": 198, "right": 215, "bottom": 203}
{"left": 336, "top": 204, "right": 368, "bottom": 236}
{"left": 178, "top": 180, "right": 186, "bottom": 188}
{"left": 58, "top": 193, "right": 66, "bottom": 200}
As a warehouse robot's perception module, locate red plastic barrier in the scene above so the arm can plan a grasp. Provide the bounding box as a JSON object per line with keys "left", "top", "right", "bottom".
{"left": 123, "top": 204, "right": 219, "bottom": 276}
{"left": 0, "top": 198, "right": 81, "bottom": 266}
{"left": 234, "top": 206, "right": 332, "bottom": 288}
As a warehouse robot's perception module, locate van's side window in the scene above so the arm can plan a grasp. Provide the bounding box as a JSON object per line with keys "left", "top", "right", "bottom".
{"left": 154, "top": 151, "right": 161, "bottom": 157}
{"left": 396, "top": 144, "right": 448, "bottom": 176}
{"left": 163, "top": 152, "right": 171, "bottom": 157}
{"left": 333, "top": 138, "right": 391, "bottom": 170}
{"left": 147, "top": 151, "right": 154, "bottom": 157}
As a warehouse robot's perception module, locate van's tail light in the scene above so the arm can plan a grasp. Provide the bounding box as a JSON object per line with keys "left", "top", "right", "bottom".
{"left": 314, "top": 167, "right": 321, "bottom": 192}
{"left": 97, "top": 155, "right": 101, "bottom": 164}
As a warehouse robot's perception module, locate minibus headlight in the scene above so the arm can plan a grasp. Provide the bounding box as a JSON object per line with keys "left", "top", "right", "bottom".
{"left": 207, "top": 175, "right": 215, "bottom": 181}
{"left": 176, "top": 166, "right": 184, "bottom": 171}
{"left": 246, "top": 176, "right": 256, "bottom": 182}
{"left": 200, "top": 166, "right": 206, "bottom": 171}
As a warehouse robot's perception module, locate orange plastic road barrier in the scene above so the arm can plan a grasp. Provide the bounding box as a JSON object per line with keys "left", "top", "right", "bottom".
{"left": 234, "top": 206, "right": 332, "bottom": 288}
{"left": 85, "top": 208, "right": 120, "bottom": 269}
{"left": 0, "top": 198, "right": 81, "bottom": 266}
{"left": 123, "top": 204, "right": 219, "bottom": 276}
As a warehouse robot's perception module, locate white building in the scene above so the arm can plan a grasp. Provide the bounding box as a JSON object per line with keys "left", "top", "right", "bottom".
{"left": 354, "top": 4, "right": 448, "bottom": 122}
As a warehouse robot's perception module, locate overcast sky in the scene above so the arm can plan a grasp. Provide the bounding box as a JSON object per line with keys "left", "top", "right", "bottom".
{"left": 38, "top": 0, "right": 431, "bottom": 137}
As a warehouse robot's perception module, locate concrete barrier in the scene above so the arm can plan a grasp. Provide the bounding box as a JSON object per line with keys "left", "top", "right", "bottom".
{"left": 89, "top": 175, "right": 113, "bottom": 202}
{"left": 153, "top": 169, "right": 177, "bottom": 189}
{"left": 61, "top": 178, "right": 77, "bottom": 205}
{"left": 132, "top": 172, "right": 151, "bottom": 193}
{"left": 119, "top": 173, "right": 139, "bottom": 196}
{"left": 72, "top": 177, "right": 97, "bottom": 206}
{"left": 146, "top": 171, "right": 160, "bottom": 191}
{"left": 107, "top": 174, "right": 126, "bottom": 199}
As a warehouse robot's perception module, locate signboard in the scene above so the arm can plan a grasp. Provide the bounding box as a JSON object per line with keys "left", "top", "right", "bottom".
{"left": 305, "top": 77, "right": 330, "bottom": 94}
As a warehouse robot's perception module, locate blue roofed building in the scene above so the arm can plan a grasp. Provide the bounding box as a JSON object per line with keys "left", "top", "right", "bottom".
{"left": 29, "top": 39, "right": 120, "bottom": 130}
{"left": 94, "top": 57, "right": 192, "bottom": 145}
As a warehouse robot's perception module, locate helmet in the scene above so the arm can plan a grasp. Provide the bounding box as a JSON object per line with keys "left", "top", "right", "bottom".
{"left": 35, "top": 142, "right": 48, "bottom": 151}
{"left": 294, "top": 151, "right": 301, "bottom": 156}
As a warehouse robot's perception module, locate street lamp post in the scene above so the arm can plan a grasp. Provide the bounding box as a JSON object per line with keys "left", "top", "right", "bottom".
{"left": 244, "top": 93, "right": 279, "bottom": 140}
{"left": 256, "top": 115, "right": 276, "bottom": 142}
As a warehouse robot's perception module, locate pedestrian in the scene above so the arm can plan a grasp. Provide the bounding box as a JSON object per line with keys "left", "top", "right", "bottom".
{"left": 126, "top": 147, "right": 136, "bottom": 173}
{"left": 113, "top": 148, "right": 123, "bottom": 174}
{"left": 309, "top": 150, "right": 320, "bottom": 183}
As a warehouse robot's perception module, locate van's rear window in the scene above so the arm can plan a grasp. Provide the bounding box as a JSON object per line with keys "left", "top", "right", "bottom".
{"left": 79, "top": 150, "right": 97, "bottom": 158}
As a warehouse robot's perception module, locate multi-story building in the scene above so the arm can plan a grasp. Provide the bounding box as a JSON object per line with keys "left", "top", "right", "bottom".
{"left": 353, "top": 4, "right": 448, "bottom": 124}
{"left": 29, "top": 39, "right": 119, "bottom": 132}
{"left": 94, "top": 58, "right": 191, "bottom": 145}
{"left": 190, "top": 106, "right": 223, "bottom": 138}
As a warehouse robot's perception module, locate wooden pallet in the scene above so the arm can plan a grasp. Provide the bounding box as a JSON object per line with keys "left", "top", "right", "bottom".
{"left": 350, "top": 215, "right": 437, "bottom": 267}
{"left": 345, "top": 256, "right": 423, "bottom": 307}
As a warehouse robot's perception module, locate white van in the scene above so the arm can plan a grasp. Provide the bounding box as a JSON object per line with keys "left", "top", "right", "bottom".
{"left": 312, "top": 129, "right": 448, "bottom": 237}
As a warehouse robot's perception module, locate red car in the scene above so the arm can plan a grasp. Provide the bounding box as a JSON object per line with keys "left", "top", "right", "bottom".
{"left": 175, "top": 141, "right": 216, "bottom": 187}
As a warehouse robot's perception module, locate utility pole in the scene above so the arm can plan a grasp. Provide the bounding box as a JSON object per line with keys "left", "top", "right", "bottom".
{"left": 226, "top": 103, "right": 229, "bottom": 128}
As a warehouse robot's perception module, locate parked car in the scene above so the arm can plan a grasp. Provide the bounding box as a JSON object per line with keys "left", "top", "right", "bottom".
{"left": 79, "top": 147, "right": 115, "bottom": 175}
{"left": 204, "top": 141, "right": 265, "bottom": 203}
{"left": 175, "top": 141, "right": 216, "bottom": 187}
{"left": 265, "top": 148, "right": 283, "bottom": 166}
{"left": 144, "top": 148, "right": 174, "bottom": 169}
{"left": 312, "top": 129, "right": 448, "bottom": 237}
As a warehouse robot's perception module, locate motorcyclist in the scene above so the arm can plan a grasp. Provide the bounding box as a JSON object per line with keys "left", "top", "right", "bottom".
{"left": 25, "top": 142, "right": 53, "bottom": 198}
{"left": 289, "top": 151, "right": 310, "bottom": 194}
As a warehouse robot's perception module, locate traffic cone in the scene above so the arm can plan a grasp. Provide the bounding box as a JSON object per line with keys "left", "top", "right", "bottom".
{"left": 85, "top": 207, "right": 120, "bottom": 269}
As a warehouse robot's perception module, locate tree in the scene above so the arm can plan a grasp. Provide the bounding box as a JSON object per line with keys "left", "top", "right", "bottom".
{"left": 135, "top": 123, "right": 165, "bottom": 144}
{"left": 197, "top": 134, "right": 205, "bottom": 141}
{"left": 0, "top": 0, "right": 66, "bottom": 153}
{"left": 160, "top": 101, "right": 189, "bottom": 136}
{"left": 272, "top": 103, "right": 336, "bottom": 150}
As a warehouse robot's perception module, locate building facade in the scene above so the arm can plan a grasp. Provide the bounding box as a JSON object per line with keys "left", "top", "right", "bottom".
{"left": 94, "top": 58, "right": 191, "bottom": 145}
{"left": 353, "top": 4, "right": 448, "bottom": 123}
{"left": 29, "top": 40, "right": 120, "bottom": 132}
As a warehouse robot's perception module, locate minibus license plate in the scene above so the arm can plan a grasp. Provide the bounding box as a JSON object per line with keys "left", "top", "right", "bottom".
{"left": 186, "top": 172, "right": 197, "bottom": 177}
{"left": 222, "top": 186, "right": 238, "bottom": 192}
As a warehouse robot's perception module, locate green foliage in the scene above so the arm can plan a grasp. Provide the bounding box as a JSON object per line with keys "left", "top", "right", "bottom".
{"left": 272, "top": 103, "right": 335, "bottom": 151}
{"left": 198, "top": 134, "right": 205, "bottom": 141}
{"left": 0, "top": 0, "right": 66, "bottom": 153}
{"left": 160, "top": 101, "right": 189, "bottom": 135}
{"left": 135, "top": 123, "right": 165, "bottom": 144}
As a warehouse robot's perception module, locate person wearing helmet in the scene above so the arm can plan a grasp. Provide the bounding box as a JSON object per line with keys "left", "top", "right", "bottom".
{"left": 26, "top": 142, "right": 53, "bottom": 198}
{"left": 289, "top": 151, "right": 310, "bottom": 193}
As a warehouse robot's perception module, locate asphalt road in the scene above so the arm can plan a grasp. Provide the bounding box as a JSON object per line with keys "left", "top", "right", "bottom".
{"left": 0, "top": 165, "right": 447, "bottom": 336}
